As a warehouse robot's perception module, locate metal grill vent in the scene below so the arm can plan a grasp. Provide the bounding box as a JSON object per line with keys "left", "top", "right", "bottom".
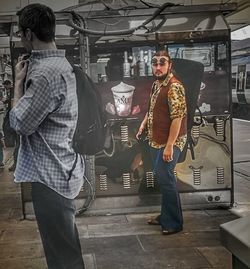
{"left": 189, "top": 165, "right": 203, "bottom": 185}
{"left": 217, "top": 167, "right": 225, "bottom": 184}
{"left": 215, "top": 118, "right": 224, "bottom": 136}
{"left": 123, "top": 173, "right": 131, "bottom": 189}
{"left": 146, "top": 171, "right": 154, "bottom": 188}
{"left": 192, "top": 125, "right": 200, "bottom": 139}
{"left": 121, "top": 125, "right": 129, "bottom": 142}
{"left": 99, "top": 174, "right": 108, "bottom": 191}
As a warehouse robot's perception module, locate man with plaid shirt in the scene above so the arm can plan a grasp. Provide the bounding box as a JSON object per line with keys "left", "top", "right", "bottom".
{"left": 10, "top": 4, "right": 85, "bottom": 269}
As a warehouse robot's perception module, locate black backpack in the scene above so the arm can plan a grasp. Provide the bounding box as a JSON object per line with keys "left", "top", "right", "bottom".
{"left": 72, "top": 65, "right": 106, "bottom": 155}
{"left": 171, "top": 58, "right": 204, "bottom": 163}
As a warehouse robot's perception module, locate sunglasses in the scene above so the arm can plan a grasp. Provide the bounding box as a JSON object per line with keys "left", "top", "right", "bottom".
{"left": 152, "top": 57, "right": 169, "bottom": 67}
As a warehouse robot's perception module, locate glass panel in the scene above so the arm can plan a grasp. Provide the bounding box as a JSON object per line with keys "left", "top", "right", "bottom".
{"left": 246, "top": 71, "right": 250, "bottom": 90}
{"left": 232, "top": 72, "right": 237, "bottom": 89}
{"left": 168, "top": 41, "right": 230, "bottom": 115}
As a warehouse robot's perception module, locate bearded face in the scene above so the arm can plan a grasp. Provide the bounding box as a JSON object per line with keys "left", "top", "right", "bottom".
{"left": 151, "top": 56, "right": 172, "bottom": 80}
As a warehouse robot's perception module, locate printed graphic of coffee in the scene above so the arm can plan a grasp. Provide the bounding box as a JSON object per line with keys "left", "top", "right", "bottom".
{"left": 111, "top": 82, "right": 135, "bottom": 117}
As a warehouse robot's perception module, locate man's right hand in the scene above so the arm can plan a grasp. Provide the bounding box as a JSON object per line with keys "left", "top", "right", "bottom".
{"left": 15, "top": 60, "right": 28, "bottom": 83}
{"left": 136, "top": 127, "right": 144, "bottom": 140}
{"left": 136, "top": 113, "right": 148, "bottom": 140}
{"left": 13, "top": 55, "right": 29, "bottom": 107}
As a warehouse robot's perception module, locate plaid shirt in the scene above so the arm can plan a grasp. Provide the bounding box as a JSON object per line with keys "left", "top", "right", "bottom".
{"left": 10, "top": 50, "right": 84, "bottom": 199}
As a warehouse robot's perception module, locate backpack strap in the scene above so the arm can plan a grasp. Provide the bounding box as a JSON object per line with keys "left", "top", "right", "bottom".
{"left": 187, "top": 105, "right": 203, "bottom": 160}
{"left": 187, "top": 132, "right": 195, "bottom": 160}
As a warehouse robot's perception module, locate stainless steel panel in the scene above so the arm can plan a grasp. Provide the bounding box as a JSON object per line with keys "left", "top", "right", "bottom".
{"left": 176, "top": 117, "right": 232, "bottom": 191}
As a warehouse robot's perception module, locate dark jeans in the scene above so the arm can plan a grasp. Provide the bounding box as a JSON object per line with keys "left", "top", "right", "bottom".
{"left": 31, "top": 183, "right": 85, "bottom": 269}
{"left": 150, "top": 146, "right": 183, "bottom": 230}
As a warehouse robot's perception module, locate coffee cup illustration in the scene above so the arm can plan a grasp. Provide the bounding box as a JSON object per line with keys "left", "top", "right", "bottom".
{"left": 111, "top": 82, "right": 135, "bottom": 117}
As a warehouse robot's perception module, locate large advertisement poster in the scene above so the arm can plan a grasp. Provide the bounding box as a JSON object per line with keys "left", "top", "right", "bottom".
{"left": 91, "top": 43, "right": 231, "bottom": 196}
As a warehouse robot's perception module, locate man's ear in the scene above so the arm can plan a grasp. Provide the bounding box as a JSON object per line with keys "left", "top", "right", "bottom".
{"left": 169, "top": 62, "right": 172, "bottom": 71}
{"left": 25, "top": 28, "right": 33, "bottom": 41}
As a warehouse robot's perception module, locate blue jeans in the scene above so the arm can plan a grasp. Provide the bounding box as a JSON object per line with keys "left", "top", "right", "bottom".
{"left": 31, "top": 183, "right": 85, "bottom": 269}
{"left": 150, "top": 146, "right": 183, "bottom": 230}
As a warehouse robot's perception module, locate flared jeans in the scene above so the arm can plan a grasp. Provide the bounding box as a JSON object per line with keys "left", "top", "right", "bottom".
{"left": 150, "top": 146, "right": 183, "bottom": 230}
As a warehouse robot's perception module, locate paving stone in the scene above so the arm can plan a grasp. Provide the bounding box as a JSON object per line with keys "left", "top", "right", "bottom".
{"left": 81, "top": 235, "right": 144, "bottom": 255}
{"left": 0, "top": 227, "right": 41, "bottom": 244}
{"left": 0, "top": 258, "right": 46, "bottom": 269}
{"left": 87, "top": 222, "right": 160, "bottom": 238}
{"left": 125, "top": 213, "right": 159, "bottom": 224}
{"left": 197, "top": 246, "right": 232, "bottom": 268}
{"left": 8, "top": 208, "right": 23, "bottom": 220}
{"left": 83, "top": 253, "right": 97, "bottom": 269}
{"left": 74, "top": 224, "right": 90, "bottom": 238}
{"left": 94, "top": 247, "right": 211, "bottom": 269}
{"left": 205, "top": 209, "right": 236, "bottom": 217}
{"left": 76, "top": 214, "right": 127, "bottom": 225}
{"left": 138, "top": 231, "right": 221, "bottom": 251}
{"left": 183, "top": 214, "right": 220, "bottom": 231}
{"left": 213, "top": 214, "right": 239, "bottom": 226}
{"left": 0, "top": 242, "right": 44, "bottom": 260}
{"left": 0, "top": 182, "right": 20, "bottom": 193}
{"left": 0, "top": 209, "right": 13, "bottom": 219}
{"left": 131, "top": 210, "right": 236, "bottom": 232}
{"left": 188, "top": 267, "right": 228, "bottom": 269}
{"left": 0, "top": 219, "right": 38, "bottom": 230}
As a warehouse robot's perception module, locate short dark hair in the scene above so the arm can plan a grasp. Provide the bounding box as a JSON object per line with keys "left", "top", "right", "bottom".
{"left": 16, "top": 3, "right": 55, "bottom": 42}
{"left": 152, "top": 50, "right": 171, "bottom": 62}
{"left": 3, "top": 80, "right": 12, "bottom": 86}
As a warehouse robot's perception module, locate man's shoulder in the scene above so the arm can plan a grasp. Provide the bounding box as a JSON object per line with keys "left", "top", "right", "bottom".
{"left": 169, "top": 74, "right": 182, "bottom": 86}
{"left": 32, "top": 58, "right": 72, "bottom": 79}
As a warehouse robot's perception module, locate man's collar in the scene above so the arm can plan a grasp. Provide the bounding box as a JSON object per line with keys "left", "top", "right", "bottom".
{"left": 30, "top": 49, "right": 65, "bottom": 60}
{"left": 155, "top": 72, "right": 173, "bottom": 87}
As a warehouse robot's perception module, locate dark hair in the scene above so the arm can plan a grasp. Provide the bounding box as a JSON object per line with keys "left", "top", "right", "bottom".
{"left": 3, "top": 80, "right": 12, "bottom": 86}
{"left": 16, "top": 3, "right": 55, "bottom": 42}
{"left": 152, "top": 50, "right": 171, "bottom": 62}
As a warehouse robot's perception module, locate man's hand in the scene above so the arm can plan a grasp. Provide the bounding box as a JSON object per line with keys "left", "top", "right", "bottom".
{"left": 13, "top": 55, "right": 29, "bottom": 107}
{"left": 163, "top": 144, "right": 173, "bottom": 162}
{"left": 136, "top": 126, "right": 144, "bottom": 140}
{"left": 15, "top": 60, "right": 28, "bottom": 83}
{"left": 136, "top": 113, "right": 148, "bottom": 140}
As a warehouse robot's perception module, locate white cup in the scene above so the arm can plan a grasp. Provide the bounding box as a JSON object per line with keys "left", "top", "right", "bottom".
{"left": 111, "top": 82, "right": 135, "bottom": 117}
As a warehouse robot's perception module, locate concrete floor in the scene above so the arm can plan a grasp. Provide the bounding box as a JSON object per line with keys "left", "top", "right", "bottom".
{"left": 0, "top": 118, "right": 250, "bottom": 269}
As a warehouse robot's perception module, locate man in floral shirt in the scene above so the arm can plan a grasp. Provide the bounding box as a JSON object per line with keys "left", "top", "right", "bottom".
{"left": 136, "top": 50, "right": 187, "bottom": 235}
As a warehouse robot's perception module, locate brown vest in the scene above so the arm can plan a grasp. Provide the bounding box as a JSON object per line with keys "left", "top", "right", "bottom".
{"left": 151, "top": 76, "right": 187, "bottom": 145}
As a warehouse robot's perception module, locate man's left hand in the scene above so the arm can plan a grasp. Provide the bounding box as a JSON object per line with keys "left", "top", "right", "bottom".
{"left": 163, "top": 144, "right": 173, "bottom": 162}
